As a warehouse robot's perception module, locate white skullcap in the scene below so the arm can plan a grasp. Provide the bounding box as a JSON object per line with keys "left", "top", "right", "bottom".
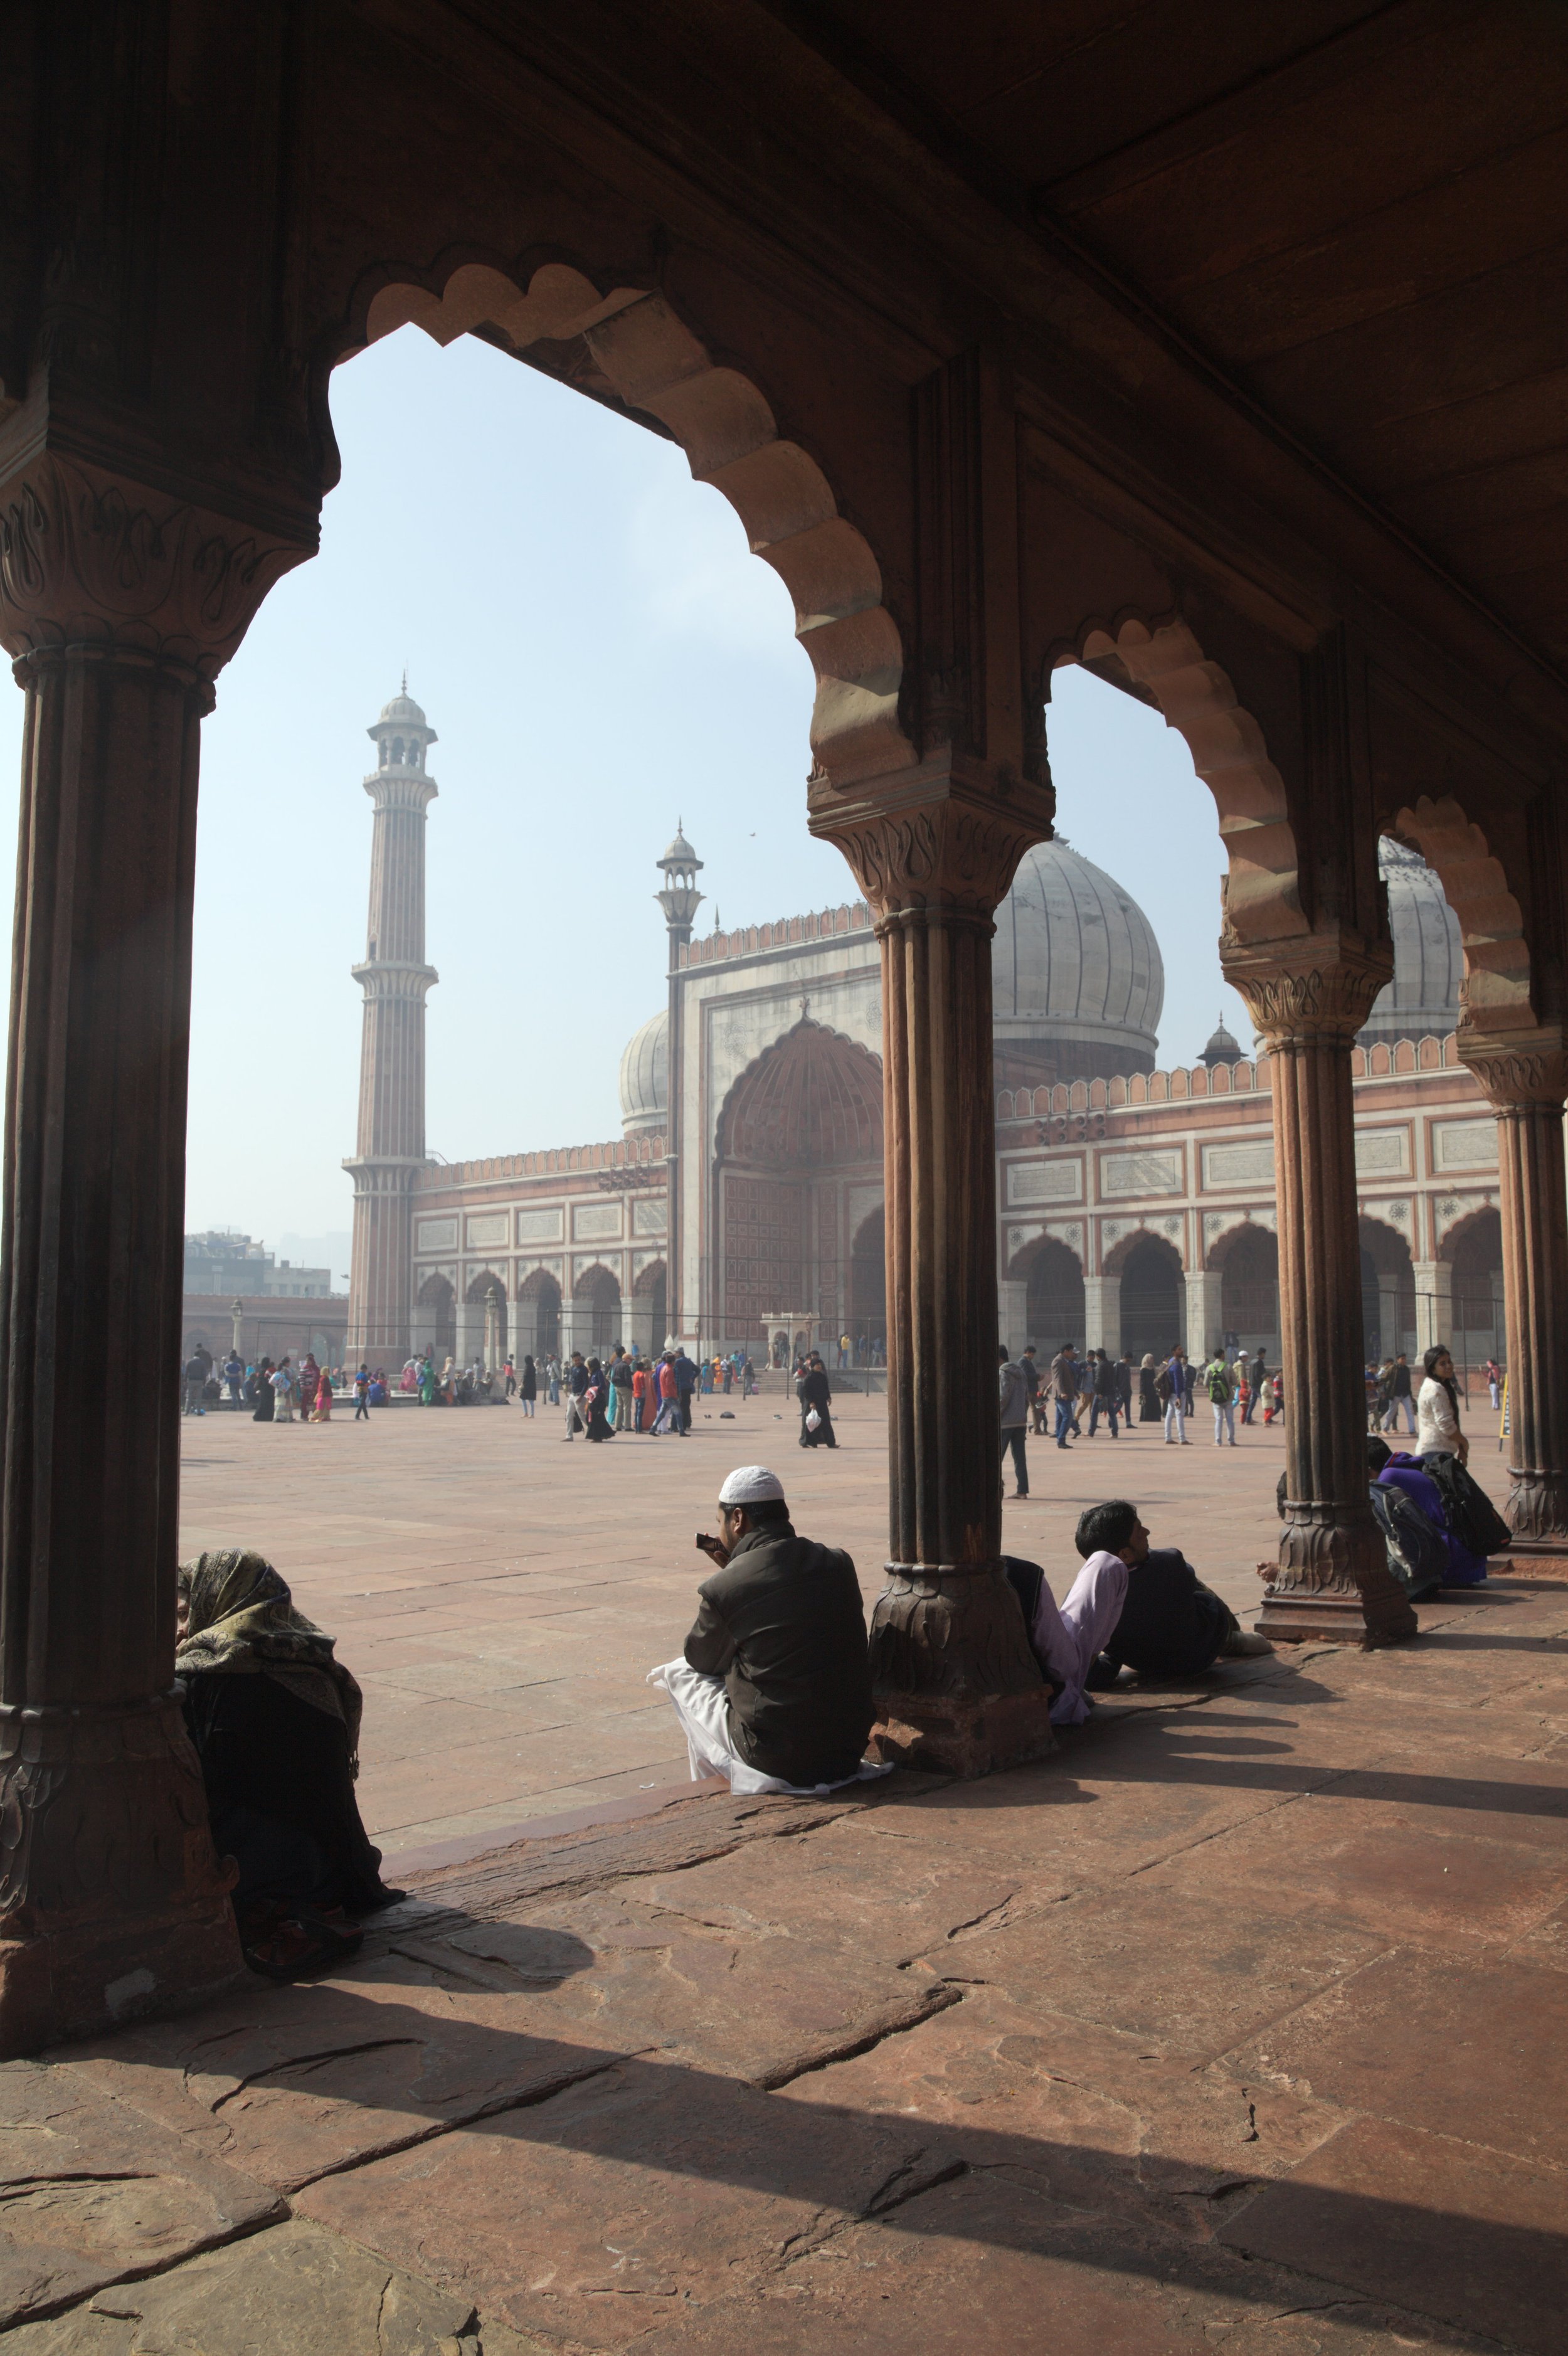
{"left": 718, "top": 1465, "right": 785, "bottom": 1505}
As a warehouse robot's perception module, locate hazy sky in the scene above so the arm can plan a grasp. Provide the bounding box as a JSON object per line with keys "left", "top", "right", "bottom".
{"left": 0, "top": 328, "right": 1253, "bottom": 1249}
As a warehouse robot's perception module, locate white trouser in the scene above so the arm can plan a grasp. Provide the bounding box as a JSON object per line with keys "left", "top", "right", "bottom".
{"left": 1029, "top": 1551, "right": 1130, "bottom": 1725}
{"left": 647, "top": 1658, "right": 891, "bottom": 1797}
{"left": 1163, "top": 1399, "right": 1185, "bottom": 1442}
{"left": 1212, "top": 1401, "right": 1235, "bottom": 1444}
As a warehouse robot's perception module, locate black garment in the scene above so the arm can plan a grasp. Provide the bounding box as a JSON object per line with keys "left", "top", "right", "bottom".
{"left": 1369, "top": 1482, "right": 1446, "bottom": 1599}
{"left": 585, "top": 1379, "right": 615, "bottom": 1441}
{"left": 1002, "top": 1424, "right": 1028, "bottom": 1494}
{"left": 1419, "top": 1451, "right": 1512, "bottom": 1557}
{"left": 1390, "top": 1361, "right": 1412, "bottom": 1399}
{"left": 181, "top": 1669, "right": 392, "bottom": 1914}
{"left": 797, "top": 1364, "right": 836, "bottom": 1448}
{"left": 1138, "top": 1367, "right": 1159, "bottom": 1422}
{"left": 521, "top": 1357, "right": 538, "bottom": 1401}
{"left": 1116, "top": 1361, "right": 1134, "bottom": 1411}
{"left": 1101, "top": 1547, "right": 1236, "bottom": 1679}
{"left": 999, "top": 1556, "right": 1061, "bottom": 1694}
{"left": 684, "top": 1522, "right": 873, "bottom": 1784}
{"left": 252, "top": 1370, "right": 275, "bottom": 1423}
{"left": 1091, "top": 1356, "right": 1118, "bottom": 1399}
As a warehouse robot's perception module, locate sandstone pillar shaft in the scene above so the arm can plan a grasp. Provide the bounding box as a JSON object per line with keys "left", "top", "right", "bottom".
{"left": 1463, "top": 1035, "right": 1568, "bottom": 1542}
{"left": 818, "top": 768, "right": 1056, "bottom": 1770}
{"left": 1232, "top": 943, "right": 1417, "bottom": 1643}
{"left": 0, "top": 450, "right": 305, "bottom": 2050}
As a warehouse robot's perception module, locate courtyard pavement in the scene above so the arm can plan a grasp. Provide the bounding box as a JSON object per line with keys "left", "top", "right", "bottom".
{"left": 4, "top": 1390, "right": 1557, "bottom": 2352}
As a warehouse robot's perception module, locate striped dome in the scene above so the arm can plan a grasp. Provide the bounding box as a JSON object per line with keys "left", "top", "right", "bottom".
{"left": 1360, "top": 837, "right": 1462, "bottom": 1044}
{"left": 618, "top": 1009, "right": 668, "bottom": 1137}
{"left": 992, "top": 838, "right": 1163, "bottom": 1078}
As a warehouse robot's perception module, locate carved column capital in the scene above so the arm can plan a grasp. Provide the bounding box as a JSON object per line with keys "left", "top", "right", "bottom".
{"left": 1458, "top": 1025, "right": 1568, "bottom": 1113}
{"left": 0, "top": 450, "right": 310, "bottom": 682}
{"left": 1224, "top": 930, "right": 1393, "bottom": 1048}
{"left": 809, "top": 752, "right": 1053, "bottom": 924}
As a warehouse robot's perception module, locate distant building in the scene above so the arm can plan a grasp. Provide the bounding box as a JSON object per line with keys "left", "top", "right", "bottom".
{"left": 183, "top": 1230, "right": 335, "bottom": 1298}
{"left": 182, "top": 1229, "right": 346, "bottom": 1369}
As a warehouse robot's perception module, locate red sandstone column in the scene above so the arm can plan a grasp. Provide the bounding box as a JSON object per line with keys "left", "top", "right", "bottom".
{"left": 1461, "top": 1031, "right": 1568, "bottom": 1544}
{"left": 1229, "top": 937, "right": 1417, "bottom": 1644}
{"left": 0, "top": 451, "right": 304, "bottom": 2051}
{"left": 817, "top": 763, "right": 1057, "bottom": 1771}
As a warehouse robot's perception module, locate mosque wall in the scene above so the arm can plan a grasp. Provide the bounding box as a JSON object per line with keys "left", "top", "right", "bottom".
{"left": 994, "top": 1036, "right": 1503, "bottom": 1375}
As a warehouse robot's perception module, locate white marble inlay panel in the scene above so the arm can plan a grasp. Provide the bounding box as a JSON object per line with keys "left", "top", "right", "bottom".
{"left": 1433, "top": 1117, "right": 1499, "bottom": 1172}
{"left": 1102, "top": 1149, "right": 1183, "bottom": 1197}
{"left": 516, "top": 1206, "right": 564, "bottom": 1243}
{"left": 573, "top": 1202, "right": 622, "bottom": 1240}
{"left": 1006, "top": 1159, "right": 1083, "bottom": 1205}
{"left": 1202, "top": 1141, "right": 1275, "bottom": 1189}
{"left": 415, "top": 1217, "right": 458, "bottom": 1252}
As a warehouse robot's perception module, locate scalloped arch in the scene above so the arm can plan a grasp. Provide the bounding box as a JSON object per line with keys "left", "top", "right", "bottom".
{"left": 1074, "top": 620, "right": 1306, "bottom": 947}
{"left": 464, "top": 1266, "right": 508, "bottom": 1303}
{"left": 1005, "top": 1230, "right": 1084, "bottom": 1281}
{"left": 1386, "top": 794, "right": 1535, "bottom": 1033}
{"left": 356, "top": 262, "right": 911, "bottom": 790}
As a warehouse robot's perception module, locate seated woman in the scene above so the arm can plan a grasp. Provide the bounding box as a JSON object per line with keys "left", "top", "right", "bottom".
{"left": 176, "top": 1548, "right": 404, "bottom": 1980}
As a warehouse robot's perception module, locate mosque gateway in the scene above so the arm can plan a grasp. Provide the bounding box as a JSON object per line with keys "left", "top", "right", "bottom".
{"left": 347, "top": 724, "right": 1503, "bottom": 1381}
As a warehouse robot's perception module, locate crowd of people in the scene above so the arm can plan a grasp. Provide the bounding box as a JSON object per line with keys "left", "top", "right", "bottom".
{"left": 997, "top": 1337, "right": 1282, "bottom": 1497}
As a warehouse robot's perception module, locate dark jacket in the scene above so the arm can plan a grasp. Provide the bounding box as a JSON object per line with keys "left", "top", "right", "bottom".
{"left": 797, "top": 1366, "right": 833, "bottom": 1413}
{"left": 1101, "top": 1547, "right": 1234, "bottom": 1679}
{"left": 683, "top": 1522, "right": 873, "bottom": 1783}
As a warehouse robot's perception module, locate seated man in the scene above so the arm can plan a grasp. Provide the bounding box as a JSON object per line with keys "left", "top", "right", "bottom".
{"left": 649, "top": 1465, "right": 879, "bottom": 1793}
{"left": 1004, "top": 1548, "right": 1129, "bottom": 1726}
{"left": 1075, "top": 1499, "right": 1271, "bottom": 1683}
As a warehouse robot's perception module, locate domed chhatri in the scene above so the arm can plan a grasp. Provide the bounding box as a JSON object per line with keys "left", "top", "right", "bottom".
{"left": 992, "top": 836, "right": 1164, "bottom": 1089}
{"left": 1360, "top": 836, "right": 1462, "bottom": 1046}
{"left": 1200, "top": 1012, "right": 1243, "bottom": 1068}
{"left": 367, "top": 679, "right": 437, "bottom": 773}
{"left": 619, "top": 1007, "right": 668, "bottom": 1136}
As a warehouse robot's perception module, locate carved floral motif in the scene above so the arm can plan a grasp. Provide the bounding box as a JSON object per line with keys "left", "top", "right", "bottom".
{"left": 815, "top": 785, "right": 1049, "bottom": 920}
{"left": 0, "top": 453, "right": 308, "bottom": 678}
{"left": 1226, "top": 933, "right": 1391, "bottom": 1048}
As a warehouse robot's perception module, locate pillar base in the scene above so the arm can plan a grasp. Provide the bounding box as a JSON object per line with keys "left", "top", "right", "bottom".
{"left": 1505, "top": 1470, "right": 1568, "bottom": 1547}
{"left": 867, "top": 1563, "right": 1057, "bottom": 1776}
{"left": 1256, "top": 1505, "right": 1419, "bottom": 1648}
{"left": 871, "top": 1687, "right": 1056, "bottom": 1777}
{"left": 0, "top": 1698, "right": 245, "bottom": 2057}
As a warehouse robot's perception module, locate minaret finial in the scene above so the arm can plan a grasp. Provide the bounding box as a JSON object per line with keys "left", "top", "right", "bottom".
{"left": 401, "top": 664, "right": 408, "bottom": 694}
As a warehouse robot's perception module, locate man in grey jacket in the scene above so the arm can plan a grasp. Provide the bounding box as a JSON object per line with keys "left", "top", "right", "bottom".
{"left": 1000, "top": 1344, "right": 1030, "bottom": 1498}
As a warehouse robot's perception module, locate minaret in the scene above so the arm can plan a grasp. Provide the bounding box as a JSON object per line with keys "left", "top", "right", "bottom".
{"left": 344, "top": 685, "right": 439, "bottom": 1363}
{"left": 655, "top": 824, "right": 703, "bottom": 1344}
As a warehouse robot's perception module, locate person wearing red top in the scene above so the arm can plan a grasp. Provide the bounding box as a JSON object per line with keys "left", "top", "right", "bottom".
{"left": 632, "top": 1359, "right": 652, "bottom": 1432}
{"left": 652, "top": 1353, "right": 684, "bottom": 1436}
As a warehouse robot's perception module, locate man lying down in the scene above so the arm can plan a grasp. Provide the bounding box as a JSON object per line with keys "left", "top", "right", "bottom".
{"left": 649, "top": 1465, "right": 886, "bottom": 1795}
{"left": 1007, "top": 1498, "right": 1271, "bottom": 1724}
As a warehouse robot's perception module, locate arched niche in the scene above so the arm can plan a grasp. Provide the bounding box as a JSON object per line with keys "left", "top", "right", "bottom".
{"left": 516, "top": 1267, "right": 561, "bottom": 1361}
{"left": 1007, "top": 1235, "right": 1085, "bottom": 1352}
{"left": 714, "top": 1018, "right": 885, "bottom": 1352}
{"left": 1106, "top": 1229, "right": 1185, "bottom": 1363}
{"left": 415, "top": 1271, "right": 457, "bottom": 1362}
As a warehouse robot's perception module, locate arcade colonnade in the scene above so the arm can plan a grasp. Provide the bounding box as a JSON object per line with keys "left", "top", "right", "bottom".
{"left": 1, "top": 6, "right": 1567, "bottom": 2051}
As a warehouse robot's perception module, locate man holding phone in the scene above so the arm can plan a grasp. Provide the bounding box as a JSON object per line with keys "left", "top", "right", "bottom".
{"left": 648, "top": 1466, "right": 876, "bottom": 1793}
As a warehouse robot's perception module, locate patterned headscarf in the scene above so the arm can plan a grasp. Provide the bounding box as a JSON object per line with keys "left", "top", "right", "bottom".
{"left": 176, "top": 1547, "right": 363, "bottom": 1764}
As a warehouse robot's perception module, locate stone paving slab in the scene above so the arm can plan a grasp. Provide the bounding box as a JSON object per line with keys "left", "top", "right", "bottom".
{"left": 0, "top": 2061, "right": 282, "bottom": 2331}
{"left": 0, "top": 2216, "right": 548, "bottom": 2354}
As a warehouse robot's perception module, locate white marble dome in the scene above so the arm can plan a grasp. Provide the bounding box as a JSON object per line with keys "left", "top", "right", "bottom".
{"left": 1360, "top": 837, "right": 1462, "bottom": 1045}
{"left": 619, "top": 1007, "right": 668, "bottom": 1137}
{"left": 992, "top": 837, "right": 1163, "bottom": 1081}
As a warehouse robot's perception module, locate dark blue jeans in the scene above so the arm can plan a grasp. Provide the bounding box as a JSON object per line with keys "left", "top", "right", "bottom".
{"left": 1002, "top": 1425, "right": 1028, "bottom": 1494}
